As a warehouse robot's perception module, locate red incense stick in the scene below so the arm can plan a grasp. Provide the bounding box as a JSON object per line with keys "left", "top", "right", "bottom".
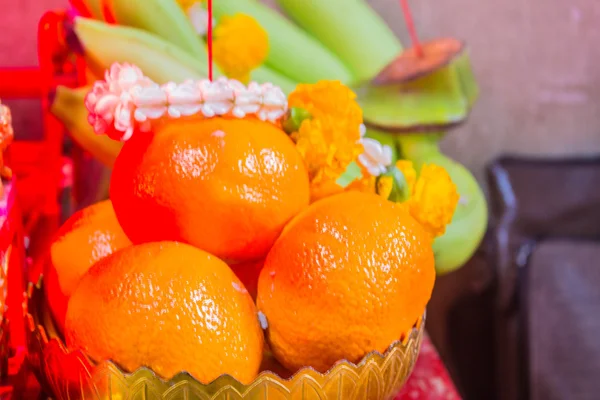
{"left": 400, "top": 0, "right": 424, "bottom": 58}
{"left": 207, "top": 0, "right": 214, "bottom": 81}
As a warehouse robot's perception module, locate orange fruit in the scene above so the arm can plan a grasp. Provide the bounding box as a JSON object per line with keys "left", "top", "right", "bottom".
{"left": 45, "top": 200, "right": 131, "bottom": 333}
{"left": 65, "top": 241, "right": 264, "bottom": 384}
{"left": 257, "top": 191, "right": 435, "bottom": 373}
{"left": 230, "top": 259, "right": 264, "bottom": 301}
{"left": 110, "top": 117, "right": 310, "bottom": 263}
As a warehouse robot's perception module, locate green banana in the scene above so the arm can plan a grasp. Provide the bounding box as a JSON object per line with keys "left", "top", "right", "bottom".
{"left": 212, "top": 0, "right": 353, "bottom": 84}
{"left": 251, "top": 66, "right": 298, "bottom": 94}
{"left": 51, "top": 86, "right": 122, "bottom": 168}
{"left": 432, "top": 166, "right": 487, "bottom": 274}
{"left": 277, "top": 0, "right": 402, "bottom": 84}
{"left": 108, "top": 0, "right": 206, "bottom": 58}
{"left": 394, "top": 132, "right": 488, "bottom": 275}
{"left": 73, "top": 18, "right": 207, "bottom": 84}
{"left": 74, "top": 18, "right": 298, "bottom": 92}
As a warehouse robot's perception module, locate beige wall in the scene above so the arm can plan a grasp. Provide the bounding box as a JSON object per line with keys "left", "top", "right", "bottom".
{"left": 369, "top": 0, "right": 600, "bottom": 183}
{"left": 2, "top": 0, "right": 600, "bottom": 182}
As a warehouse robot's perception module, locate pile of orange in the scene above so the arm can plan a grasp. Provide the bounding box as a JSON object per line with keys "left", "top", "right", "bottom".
{"left": 47, "top": 114, "right": 437, "bottom": 384}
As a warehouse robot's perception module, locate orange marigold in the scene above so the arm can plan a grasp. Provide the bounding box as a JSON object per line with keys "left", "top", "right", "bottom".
{"left": 288, "top": 81, "right": 363, "bottom": 128}
{"left": 394, "top": 161, "right": 459, "bottom": 237}
{"left": 213, "top": 14, "right": 269, "bottom": 82}
{"left": 288, "top": 82, "right": 371, "bottom": 201}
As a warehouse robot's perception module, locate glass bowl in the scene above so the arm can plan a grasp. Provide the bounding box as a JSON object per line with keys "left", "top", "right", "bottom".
{"left": 25, "top": 277, "right": 424, "bottom": 400}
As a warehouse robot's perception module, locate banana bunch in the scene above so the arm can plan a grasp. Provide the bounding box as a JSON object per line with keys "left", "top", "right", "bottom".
{"left": 59, "top": 0, "right": 400, "bottom": 165}
{"left": 70, "top": 0, "right": 401, "bottom": 85}
{"left": 51, "top": 85, "right": 122, "bottom": 168}
{"left": 59, "top": 0, "right": 486, "bottom": 274}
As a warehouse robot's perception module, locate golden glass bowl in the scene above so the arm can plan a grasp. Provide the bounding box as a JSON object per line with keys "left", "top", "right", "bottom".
{"left": 25, "top": 278, "right": 424, "bottom": 400}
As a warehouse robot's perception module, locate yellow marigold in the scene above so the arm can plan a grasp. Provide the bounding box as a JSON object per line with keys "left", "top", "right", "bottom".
{"left": 376, "top": 175, "right": 394, "bottom": 200}
{"left": 288, "top": 81, "right": 363, "bottom": 129}
{"left": 395, "top": 160, "right": 417, "bottom": 192}
{"left": 292, "top": 115, "right": 365, "bottom": 201}
{"left": 407, "top": 163, "right": 459, "bottom": 237}
{"left": 213, "top": 14, "right": 269, "bottom": 82}
{"left": 287, "top": 82, "right": 375, "bottom": 201}
{"left": 349, "top": 175, "right": 376, "bottom": 194}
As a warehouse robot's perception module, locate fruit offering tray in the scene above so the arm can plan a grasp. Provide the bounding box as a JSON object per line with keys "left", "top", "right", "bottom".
{"left": 25, "top": 277, "right": 422, "bottom": 400}
{"left": 19, "top": 277, "right": 461, "bottom": 400}
{"left": 2, "top": 326, "right": 462, "bottom": 399}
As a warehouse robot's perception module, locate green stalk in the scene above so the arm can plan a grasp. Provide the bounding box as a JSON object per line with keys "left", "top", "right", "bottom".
{"left": 393, "top": 131, "right": 488, "bottom": 275}
{"left": 276, "top": 0, "right": 402, "bottom": 84}
{"left": 213, "top": 0, "right": 353, "bottom": 84}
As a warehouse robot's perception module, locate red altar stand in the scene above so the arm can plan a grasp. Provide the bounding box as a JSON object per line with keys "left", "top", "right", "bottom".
{"left": 2, "top": 10, "right": 79, "bottom": 272}
{"left": 0, "top": 9, "right": 462, "bottom": 399}
{"left": 0, "top": 180, "right": 26, "bottom": 362}
{"left": 0, "top": 9, "right": 76, "bottom": 396}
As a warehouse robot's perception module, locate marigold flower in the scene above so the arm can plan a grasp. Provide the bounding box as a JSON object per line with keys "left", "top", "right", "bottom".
{"left": 395, "top": 160, "right": 417, "bottom": 192}
{"left": 213, "top": 14, "right": 269, "bottom": 83}
{"left": 292, "top": 116, "right": 364, "bottom": 201}
{"left": 287, "top": 82, "right": 380, "bottom": 201}
{"left": 288, "top": 81, "right": 363, "bottom": 128}
{"left": 400, "top": 162, "right": 459, "bottom": 237}
{"left": 376, "top": 175, "right": 394, "bottom": 200}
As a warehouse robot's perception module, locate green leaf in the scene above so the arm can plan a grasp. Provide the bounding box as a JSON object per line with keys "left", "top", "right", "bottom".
{"left": 336, "top": 162, "right": 363, "bottom": 188}
{"left": 377, "top": 166, "right": 411, "bottom": 203}
{"left": 282, "top": 107, "right": 312, "bottom": 134}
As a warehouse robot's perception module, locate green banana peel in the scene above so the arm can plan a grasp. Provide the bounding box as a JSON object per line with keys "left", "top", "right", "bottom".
{"left": 51, "top": 86, "right": 123, "bottom": 168}
{"left": 395, "top": 132, "right": 488, "bottom": 275}
{"left": 356, "top": 59, "right": 474, "bottom": 131}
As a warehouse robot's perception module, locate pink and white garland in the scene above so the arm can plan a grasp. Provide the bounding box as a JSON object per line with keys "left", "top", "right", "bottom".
{"left": 84, "top": 63, "right": 393, "bottom": 179}
{"left": 85, "top": 63, "right": 288, "bottom": 141}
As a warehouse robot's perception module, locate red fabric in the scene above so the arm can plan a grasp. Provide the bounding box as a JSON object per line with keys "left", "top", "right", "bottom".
{"left": 397, "top": 334, "right": 462, "bottom": 400}
{"left": 1, "top": 181, "right": 27, "bottom": 348}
